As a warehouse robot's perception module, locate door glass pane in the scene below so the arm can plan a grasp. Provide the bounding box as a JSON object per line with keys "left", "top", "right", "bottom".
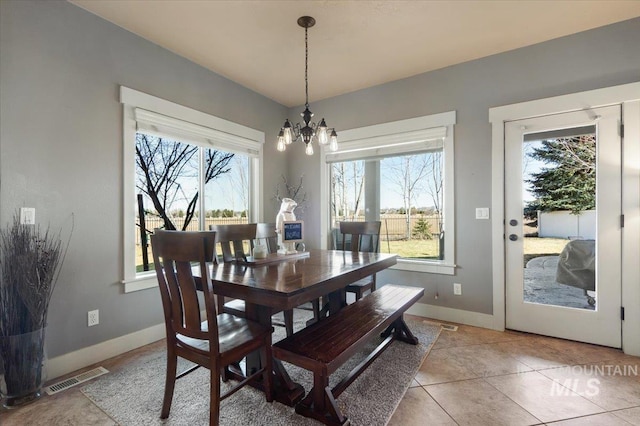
{"left": 522, "top": 130, "right": 596, "bottom": 310}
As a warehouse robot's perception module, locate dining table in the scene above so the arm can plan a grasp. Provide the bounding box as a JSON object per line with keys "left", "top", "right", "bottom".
{"left": 209, "top": 248, "right": 398, "bottom": 406}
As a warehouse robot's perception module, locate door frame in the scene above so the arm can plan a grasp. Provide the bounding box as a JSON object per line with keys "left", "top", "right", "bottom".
{"left": 489, "top": 82, "right": 640, "bottom": 356}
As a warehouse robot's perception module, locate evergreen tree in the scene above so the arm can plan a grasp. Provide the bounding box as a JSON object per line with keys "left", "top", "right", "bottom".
{"left": 526, "top": 135, "right": 595, "bottom": 215}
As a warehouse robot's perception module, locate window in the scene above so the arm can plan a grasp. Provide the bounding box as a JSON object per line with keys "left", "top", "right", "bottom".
{"left": 121, "top": 87, "right": 264, "bottom": 292}
{"left": 321, "top": 111, "right": 456, "bottom": 274}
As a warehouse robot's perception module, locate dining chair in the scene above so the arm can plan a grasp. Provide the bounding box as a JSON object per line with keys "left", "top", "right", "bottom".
{"left": 340, "top": 221, "right": 382, "bottom": 301}
{"left": 253, "top": 222, "right": 278, "bottom": 254}
{"left": 209, "top": 223, "right": 257, "bottom": 316}
{"left": 210, "top": 223, "right": 295, "bottom": 336}
{"left": 151, "top": 230, "right": 273, "bottom": 426}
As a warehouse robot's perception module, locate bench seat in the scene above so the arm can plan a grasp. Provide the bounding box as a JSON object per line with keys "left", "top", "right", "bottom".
{"left": 273, "top": 284, "right": 424, "bottom": 425}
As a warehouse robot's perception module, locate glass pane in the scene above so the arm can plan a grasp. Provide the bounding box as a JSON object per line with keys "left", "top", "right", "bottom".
{"left": 203, "top": 150, "right": 250, "bottom": 253}
{"left": 134, "top": 133, "right": 200, "bottom": 272}
{"left": 522, "top": 133, "right": 596, "bottom": 310}
{"left": 380, "top": 152, "right": 444, "bottom": 260}
{"left": 329, "top": 149, "right": 445, "bottom": 260}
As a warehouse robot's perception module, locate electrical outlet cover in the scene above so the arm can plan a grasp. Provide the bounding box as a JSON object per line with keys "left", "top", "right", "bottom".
{"left": 453, "top": 283, "right": 462, "bottom": 295}
{"left": 88, "top": 310, "right": 99, "bottom": 327}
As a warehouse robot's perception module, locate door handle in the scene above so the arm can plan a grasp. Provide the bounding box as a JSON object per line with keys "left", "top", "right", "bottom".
{"left": 509, "top": 234, "right": 518, "bottom": 241}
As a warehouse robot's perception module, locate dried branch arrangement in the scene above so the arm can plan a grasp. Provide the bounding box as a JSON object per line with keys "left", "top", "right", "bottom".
{"left": 273, "top": 175, "right": 307, "bottom": 214}
{"left": 0, "top": 214, "right": 69, "bottom": 336}
{"left": 0, "top": 212, "right": 71, "bottom": 406}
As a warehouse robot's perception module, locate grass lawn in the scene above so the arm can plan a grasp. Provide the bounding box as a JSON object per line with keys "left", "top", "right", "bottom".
{"left": 382, "top": 236, "right": 569, "bottom": 260}
{"left": 523, "top": 237, "right": 569, "bottom": 265}
{"left": 381, "top": 239, "right": 440, "bottom": 259}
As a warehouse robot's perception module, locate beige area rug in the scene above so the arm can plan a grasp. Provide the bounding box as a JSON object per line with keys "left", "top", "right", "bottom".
{"left": 81, "top": 313, "right": 441, "bottom": 425}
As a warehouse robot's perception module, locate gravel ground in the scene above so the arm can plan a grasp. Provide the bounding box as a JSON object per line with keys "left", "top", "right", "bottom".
{"left": 523, "top": 255, "right": 595, "bottom": 310}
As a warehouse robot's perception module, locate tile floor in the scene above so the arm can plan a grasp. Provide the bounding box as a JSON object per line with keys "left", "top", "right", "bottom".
{"left": 1, "top": 316, "right": 639, "bottom": 425}
{"left": 388, "top": 319, "right": 640, "bottom": 425}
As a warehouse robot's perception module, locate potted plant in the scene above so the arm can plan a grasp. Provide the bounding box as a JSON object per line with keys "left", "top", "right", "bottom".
{"left": 0, "top": 213, "right": 69, "bottom": 408}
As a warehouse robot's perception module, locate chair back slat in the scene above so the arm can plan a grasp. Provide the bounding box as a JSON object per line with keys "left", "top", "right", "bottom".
{"left": 339, "top": 221, "right": 382, "bottom": 253}
{"left": 151, "top": 230, "right": 218, "bottom": 344}
{"left": 254, "top": 223, "right": 278, "bottom": 254}
{"left": 209, "top": 224, "right": 257, "bottom": 262}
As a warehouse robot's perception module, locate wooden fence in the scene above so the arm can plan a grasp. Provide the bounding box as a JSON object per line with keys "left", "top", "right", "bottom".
{"left": 137, "top": 214, "right": 441, "bottom": 244}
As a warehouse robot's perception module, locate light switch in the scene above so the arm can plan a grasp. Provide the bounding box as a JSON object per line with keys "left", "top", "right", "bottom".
{"left": 20, "top": 207, "right": 35, "bottom": 225}
{"left": 475, "top": 207, "right": 490, "bottom": 220}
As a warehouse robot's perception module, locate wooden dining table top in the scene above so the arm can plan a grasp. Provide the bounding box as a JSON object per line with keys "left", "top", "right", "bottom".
{"left": 210, "top": 249, "right": 398, "bottom": 311}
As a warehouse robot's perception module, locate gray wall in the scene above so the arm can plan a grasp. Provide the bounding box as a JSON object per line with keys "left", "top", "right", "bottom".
{"left": 288, "top": 17, "right": 640, "bottom": 315}
{"left": 1, "top": 0, "right": 638, "bottom": 362}
{"left": 0, "top": 0, "right": 287, "bottom": 358}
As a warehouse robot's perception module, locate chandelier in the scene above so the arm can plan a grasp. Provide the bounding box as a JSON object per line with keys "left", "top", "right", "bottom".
{"left": 277, "top": 16, "right": 338, "bottom": 156}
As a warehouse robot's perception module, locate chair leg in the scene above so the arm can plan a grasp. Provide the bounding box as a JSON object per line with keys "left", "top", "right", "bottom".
{"left": 210, "top": 366, "right": 221, "bottom": 426}
{"left": 161, "top": 348, "right": 177, "bottom": 419}
{"left": 354, "top": 288, "right": 363, "bottom": 301}
{"left": 283, "top": 309, "right": 294, "bottom": 337}
{"left": 311, "top": 298, "right": 321, "bottom": 320}
{"left": 216, "top": 294, "right": 225, "bottom": 314}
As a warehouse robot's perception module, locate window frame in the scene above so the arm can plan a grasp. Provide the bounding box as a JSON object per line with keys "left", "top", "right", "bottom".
{"left": 120, "top": 86, "right": 264, "bottom": 292}
{"left": 320, "top": 111, "right": 456, "bottom": 275}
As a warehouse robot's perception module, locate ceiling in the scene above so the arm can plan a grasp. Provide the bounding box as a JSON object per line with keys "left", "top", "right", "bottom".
{"left": 69, "top": 1, "right": 640, "bottom": 107}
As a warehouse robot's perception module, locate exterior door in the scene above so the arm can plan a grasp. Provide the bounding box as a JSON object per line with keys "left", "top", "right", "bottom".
{"left": 505, "top": 105, "right": 622, "bottom": 347}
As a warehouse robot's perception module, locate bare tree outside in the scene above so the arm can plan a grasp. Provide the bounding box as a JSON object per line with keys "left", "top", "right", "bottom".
{"left": 425, "top": 151, "right": 444, "bottom": 235}
{"left": 221, "top": 155, "right": 249, "bottom": 215}
{"left": 135, "top": 134, "right": 234, "bottom": 232}
{"left": 330, "top": 163, "right": 346, "bottom": 221}
{"left": 330, "top": 161, "right": 365, "bottom": 222}
{"left": 383, "top": 154, "right": 432, "bottom": 240}
{"left": 351, "top": 162, "right": 365, "bottom": 220}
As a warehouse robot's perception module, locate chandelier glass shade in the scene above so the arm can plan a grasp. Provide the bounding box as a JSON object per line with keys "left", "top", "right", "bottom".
{"left": 277, "top": 16, "right": 338, "bottom": 156}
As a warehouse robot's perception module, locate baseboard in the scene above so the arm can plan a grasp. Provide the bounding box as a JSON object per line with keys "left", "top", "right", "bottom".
{"left": 407, "top": 302, "right": 502, "bottom": 331}
{"left": 47, "top": 323, "right": 166, "bottom": 381}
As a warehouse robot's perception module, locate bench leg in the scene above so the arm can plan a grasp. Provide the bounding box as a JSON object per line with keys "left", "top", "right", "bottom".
{"left": 394, "top": 317, "right": 419, "bottom": 345}
{"left": 380, "top": 316, "right": 419, "bottom": 345}
{"left": 296, "top": 368, "right": 349, "bottom": 425}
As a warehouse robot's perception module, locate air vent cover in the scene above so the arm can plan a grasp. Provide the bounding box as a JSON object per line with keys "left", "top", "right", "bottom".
{"left": 45, "top": 366, "right": 109, "bottom": 395}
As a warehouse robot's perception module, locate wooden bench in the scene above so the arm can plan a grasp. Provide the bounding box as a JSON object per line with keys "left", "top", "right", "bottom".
{"left": 272, "top": 284, "right": 424, "bottom": 425}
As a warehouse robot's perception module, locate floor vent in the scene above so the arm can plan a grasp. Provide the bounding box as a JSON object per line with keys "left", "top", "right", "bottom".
{"left": 45, "top": 366, "right": 109, "bottom": 395}
{"left": 422, "top": 319, "right": 458, "bottom": 331}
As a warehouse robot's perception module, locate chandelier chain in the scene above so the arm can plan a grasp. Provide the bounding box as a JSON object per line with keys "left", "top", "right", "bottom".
{"left": 304, "top": 26, "right": 309, "bottom": 107}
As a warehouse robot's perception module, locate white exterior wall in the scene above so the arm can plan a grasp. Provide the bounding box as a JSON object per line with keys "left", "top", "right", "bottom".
{"left": 538, "top": 210, "right": 596, "bottom": 239}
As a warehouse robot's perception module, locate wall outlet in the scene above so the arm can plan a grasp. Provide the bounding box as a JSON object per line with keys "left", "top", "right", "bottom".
{"left": 453, "top": 283, "right": 462, "bottom": 296}
{"left": 88, "top": 309, "right": 99, "bottom": 327}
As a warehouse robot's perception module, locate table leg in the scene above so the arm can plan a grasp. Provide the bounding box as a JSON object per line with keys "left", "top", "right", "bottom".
{"left": 243, "top": 303, "right": 305, "bottom": 406}
{"left": 326, "top": 288, "right": 347, "bottom": 315}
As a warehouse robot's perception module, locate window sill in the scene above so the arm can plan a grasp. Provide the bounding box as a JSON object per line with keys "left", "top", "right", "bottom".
{"left": 390, "top": 259, "right": 456, "bottom": 275}
{"left": 123, "top": 274, "right": 157, "bottom": 293}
